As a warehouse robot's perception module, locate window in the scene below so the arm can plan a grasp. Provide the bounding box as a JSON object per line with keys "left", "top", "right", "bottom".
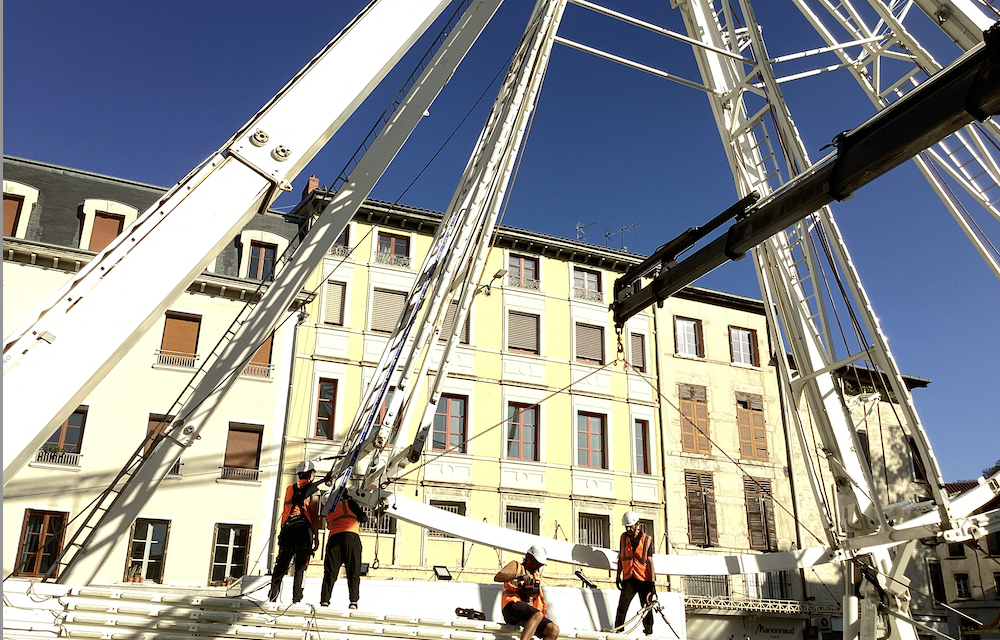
{"left": 508, "top": 311, "right": 540, "bottom": 354}
{"left": 440, "top": 301, "right": 470, "bottom": 344}
{"left": 377, "top": 232, "right": 410, "bottom": 267}
{"left": 158, "top": 312, "right": 200, "bottom": 367}
{"left": 126, "top": 519, "right": 170, "bottom": 583}
{"left": 38, "top": 406, "right": 87, "bottom": 466}
{"left": 577, "top": 412, "right": 607, "bottom": 469}
{"left": 506, "top": 507, "right": 540, "bottom": 535}
{"left": 507, "top": 403, "right": 539, "bottom": 461}
{"left": 575, "top": 323, "right": 605, "bottom": 365}
{"left": 315, "top": 379, "right": 337, "bottom": 439}
{"left": 4, "top": 193, "right": 24, "bottom": 237}
{"left": 745, "top": 477, "right": 777, "bottom": 551}
{"left": 210, "top": 524, "right": 251, "bottom": 584}
{"left": 685, "top": 575, "right": 729, "bottom": 597}
{"left": 578, "top": 513, "right": 610, "bottom": 547}
{"left": 433, "top": 394, "right": 467, "bottom": 453}
{"left": 928, "top": 560, "right": 946, "bottom": 603}
{"left": 573, "top": 267, "right": 602, "bottom": 302}
{"left": 729, "top": 326, "right": 760, "bottom": 366}
{"left": 994, "top": 573, "right": 1000, "bottom": 600}
{"left": 634, "top": 419, "right": 650, "bottom": 474}
{"left": 989, "top": 531, "right": 1000, "bottom": 555}
{"left": 907, "top": 436, "right": 929, "bottom": 483}
{"left": 638, "top": 518, "right": 655, "bottom": 547}
{"left": 630, "top": 333, "right": 646, "bottom": 372}
{"left": 248, "top": 241, "right": 277, "bottom": 281}
{"left": 955, "top": 573, "right": 972, "bottom": 599}
{"left": 222, "top": 423, "right": 263, "bottom": 481}
{"left": 15, "top": 510, "right": 66, "bottom": 578}
{"left": 948, "top": 542, "right": 966, "bottom": 558}
{"left": 737, "top": 394, "right": 768, "bottom": 461}
{"left": 680, "top": 384, "right": 710, "bottom": 454}
{"left": 509, "top": 254, "right": 539, "bottom": 290}
{"left": 856, "top": 429, "right": 872, "bottom": 467}
{"left": 331, "top": 227, "right": 350, "bottom": 256}
{"left": 360, "top": 507, "right": 396, "bottom": 534}
{"left": 242, "top": 333, "right": 273, "bottom": 379}
{"left": 147, "top": 414, "right": 182, "bottom": 475}
{"left": 428, "top": 501, "right": 465, "bottom": 538}
{"left": 686, "top": 471, "right": 718, "bottom": 546}
{"left": 89, "top": 211, "right": 126, "bottom": 252}
{"left": 371, "top": 289, "right": 407, "bottom": 333}
{"left": 674, "top": 317, "right": 705, "bottom": 357}
{"left": 324, "top": 281, "right": 346, "bottom": 326}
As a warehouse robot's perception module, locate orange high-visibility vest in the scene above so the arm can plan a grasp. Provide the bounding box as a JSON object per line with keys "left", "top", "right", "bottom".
{"left": 619, "top": 531, "right": 652, "bottom": 582}
{"left": 281, "top": 480, "right": 315, "bottom": 527}
{"left": 501, "top": 561, "right": 545, "bottom": 613}
{"left": 326, "top": 499, "right": 360, "bottom": 535}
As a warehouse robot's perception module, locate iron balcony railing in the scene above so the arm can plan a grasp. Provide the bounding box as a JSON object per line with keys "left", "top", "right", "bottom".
{"left": 329, "top": 244, "right": 352, "bottom": 257}
{"left": 241, "top": 363, "right": 273, "bottom": 379}
{"left": 220, "top": 467, "right": 261, "bottom": 482}
{"left": 573, "top": 287, "right": 603, "bottom": 302}
{"left": 34, "top": 449, "right": 81, "bottom": 467}
{"left": 375, "top": 251, "right": 411, "bottom": 268}
{"left": 155, "top": 350, "right": 199, "bottom": 368}
{"left": 508, "top": 274, "right": 540, "bottom": 290}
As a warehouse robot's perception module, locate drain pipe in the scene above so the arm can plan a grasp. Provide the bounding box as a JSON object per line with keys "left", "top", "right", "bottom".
{"left": 652, "top": 307, "right": 673, "bottom": 592}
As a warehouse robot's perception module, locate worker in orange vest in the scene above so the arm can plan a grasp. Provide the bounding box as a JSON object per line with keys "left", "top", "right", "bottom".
{"left": 615, "top": 511, "right": 656, "bottom": 635}
{"left": 268, "top": 460, "right": 321, "bottom": 603}
{"left": 319, "top": 486, "right": 367, "bottom": 609}
{"left": 494, "top": 545, "right": 559, "bottom": 640}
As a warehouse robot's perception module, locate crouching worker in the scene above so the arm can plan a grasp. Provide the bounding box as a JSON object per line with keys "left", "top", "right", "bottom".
{"left": 494, "top": 545, "right": 559, "bottom": 640}
{"left": 268, "top": 461, "right": 320, "bottom": 603}
{"left": 615, "top": 511, "right": 656, "bottom": 636}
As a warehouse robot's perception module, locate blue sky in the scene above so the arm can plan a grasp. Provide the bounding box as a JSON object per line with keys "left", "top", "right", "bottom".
{"left": 4, "top": 1, "right": 998, "bottom": 481}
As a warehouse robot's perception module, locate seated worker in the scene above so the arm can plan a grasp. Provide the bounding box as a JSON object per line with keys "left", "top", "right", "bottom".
{"left": 494, "top": 545, "right": 559, "bottom": 640}
{"left": 614, "top": 511, "right": 656, "bottom": 636}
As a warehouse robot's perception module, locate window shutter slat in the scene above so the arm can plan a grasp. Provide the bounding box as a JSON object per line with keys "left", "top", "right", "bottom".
{"left": 680, "top": 400, "right": 697, "bottom": 452}
{"left": 324, "top": 281, "right": 345, "bottom": 325}
{"left": 738, "top": 407, "right": 755, "bottom": 458}
{"left": 575, "top": 323, "right": 604, "bottom": 364}
{"left": 372, "top": 289, "right": 407, "bottom": 332}
{"left": 440, "top": 302, "right": 470, "bottom": 344}
{"left": 687, "top": 487, "right": 706, "bottom": 545}
{"left": 630, "top": 333, "right": 645, "bottom": 371}
{"left": 705, "top": 487, "right": 718, "bottom": 545}
{"left": 161, "top": 315, "right": 199, "bottom": 355}
{"left": 509, "top": 311, "right": 539, "bottom": 353}
{"left": 224, "top": 427, "right": 261, "bottom": 469}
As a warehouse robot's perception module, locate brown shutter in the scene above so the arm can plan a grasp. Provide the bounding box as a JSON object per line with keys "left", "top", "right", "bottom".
{"left": 89, "top": 211, "right": 125, "bottom": 252}
{"left": 750, "top": 328, "right": 760, "bottom": 367}
{"left": 737, "top": 404, "right": 755, "bottom": 459}
{"left": 695, "top": 401, "right": 711, "bottom": 453}
{"left": 576, "top": 323, "right": 604, "bottom": 364}
{"left": 508, "top": 311, "right": 539, "bottom": 353}
{"left": 145, "top": 415, "right": 174, "bottom": 455}
{"left": 371, "top": 289, "right": 407, "bottom": 332}
{"left": 224, "top": 425, "right": 262, "bottom": 469}
{"left": 630, "top": 333, "right": 646, "bottom": 371}
{"left": 696, "top": 320, "right": 705, "bottom": 357}
{"left": 680, "top": 400, "right": 698, "bottom": 452}
{"left": 4, "top": 194, "right": 24, "bottom": 236}
{"left": 857, "top": 430, "right": 871, "bottom": 467}
{"left": 745, "top": 477, "right": 766, "bottom": 550}
{"left": 703, "top": 472, "right": 718, "bottom": 545}
{"left": 752, "top": 409, "right": 768, "bottom": 460}
{"left": 161, "top": 314, "right": 200, "bottom": 356}
{"left": 324, "top": 281, "right": 346, "bottom": 325}
{"left": 686, "top": 471, "right": 706, "bottom": 545}
{"left": 250, "top": 334, "right": 273, "bottom": 367}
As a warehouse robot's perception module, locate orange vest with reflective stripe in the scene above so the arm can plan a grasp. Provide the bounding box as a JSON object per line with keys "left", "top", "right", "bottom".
{"left": 501, "top": 561, "right": 545, "bottom": 613}
{"left": 281, "top": 480, "right": 315, "bottom": 527}
{"left": 619, "top": 531, "right": 652, "bottom": 582}
{"left": 326, "top": 499, "right": 360, "bottom": 535}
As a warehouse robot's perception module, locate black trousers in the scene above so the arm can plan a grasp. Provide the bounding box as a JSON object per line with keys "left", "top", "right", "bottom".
{"left": 269, "top": 522, "right": 312, "bottom": 603}
{"left": 321, "top": 531, "right": 362, "bottom": 605}
{"left": 615, "top": 577, "right": 656, "bottom": 635}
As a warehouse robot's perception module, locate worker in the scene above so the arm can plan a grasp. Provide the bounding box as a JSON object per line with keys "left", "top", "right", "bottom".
{"left": 494, "top": 545, "right": 559, "bottom": 640}
{"left": 268, "top": 460, "right": 321, "bottom": 604}
{"left": 319, "top": 486, "right": 368, "bottom": 609}
{"left": 614, "top": 511, "right": 656, "bottom": 636}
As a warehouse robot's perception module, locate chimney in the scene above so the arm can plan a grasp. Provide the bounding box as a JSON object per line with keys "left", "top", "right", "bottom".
{"left": 301, "top": 175, "right": 320, "bottom": 201}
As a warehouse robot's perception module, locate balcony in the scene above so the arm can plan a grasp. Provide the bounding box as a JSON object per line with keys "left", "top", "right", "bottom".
{"left": 241, "top": 363, "right": 273, "bottom": 379}
{"left": 329, "top": 244, "right": 352, "bottom": 257}
{"left": 375, "top": 251, "right": 410, "bottom": 268}
{"left": 573, "top": 287, "right": 603, "bottom": 303}
{"left": 507, "top": 274, "right": 540, "bottom": 291}
{"left": 34, "top": 448, "right": 81, "bottom": 467}
{"left": 155, "top": 349, "right": 198, "bottom": 368}
{"left": 220, "top": 466, "right": 261, "bottom": 482}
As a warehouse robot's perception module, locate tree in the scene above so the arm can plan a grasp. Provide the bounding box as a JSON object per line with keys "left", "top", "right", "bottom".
{"left": 983, "top": 458, "right": 1000, "bottom": 478}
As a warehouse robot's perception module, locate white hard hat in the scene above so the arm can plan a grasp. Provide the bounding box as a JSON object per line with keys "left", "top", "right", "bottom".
{"left": 296, "top": 460, "right": 316, "bottom": 474}
{"left": 622, "top": 511, "right": 640, "bottom": 527}
{"left": 526, "top": 544, "right": 547, "bottom": 564}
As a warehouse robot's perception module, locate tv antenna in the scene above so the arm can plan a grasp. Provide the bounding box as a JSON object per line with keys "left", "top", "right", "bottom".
{"left": 575, "top": 221, "right": 597, "bottom": 242}
{"left": 604, "top": 222, "right": 641, "bottom": 250}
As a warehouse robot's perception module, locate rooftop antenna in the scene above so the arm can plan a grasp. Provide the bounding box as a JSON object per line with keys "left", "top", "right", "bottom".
{"left": 604, "top": 222, "right": 640, "bottom": 250}
{"left": 575, "top": 221, "right": 597, "bottom": 242}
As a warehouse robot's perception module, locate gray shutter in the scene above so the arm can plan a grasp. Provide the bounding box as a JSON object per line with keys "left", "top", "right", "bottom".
{"left": 324, "top": 281, "right": 346, "bottom": 325}
{"left": 371, "top": 289, "right": 407, "bottom": 332}
{"left": 630, "top": 333, "right": 646, "bottom": 371}
{"left": 440, "top": 302, "right": 470, "bottom": 344}
{"left": 508, "top": 311, "right": 539, "bottom": 353}
{"left": 575, "top": 323, "right": 604, "bottom": 364}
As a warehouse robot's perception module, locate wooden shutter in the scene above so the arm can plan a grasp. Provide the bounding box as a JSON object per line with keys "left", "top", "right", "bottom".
{"left": 4, "top": 194, "right": 24, "bottom": 236}
{"left": 737, "top": 393, "right": 766, "bottom": 460}
{"left": 745, "top": 477, "right": 777, "bottom": 551}
{"left": 324, "top": 281, "right": 345, "bottom": 325}
{"left": 161, "top": 314, "right": 199, "bottom": 356}
{"left": 146, "top": 415, "right": 174, "bottom": 455}
{"left": 224, "top": 425, "right": 262, "bottom": 469}
{"left": 680, "top": 401, "right": 698, "bottom": 452}
{"left": 686, "top": 471, "right": 717, "bottom": 546}
{"left": 250, "top": 333, "right": 273, "bottom": 366}
{"left": 440, "top": 302, "right": 470, "bottom": 344}
{"left": 508, "top": 311, "right": 539, "bottom": 353}
{"left": 89, "top": 211, "right": 124, "bottom": 252}
{"left": 749, "top": 328, "right": 760, "bottom": 367}
{"left": 371, "top": 289, "right": 407, "bottom": 332}
{"left": 575, "top": 323, "right": 604, "bottom": 364}
{"left": 630, "top": 333, "right": 646, "bottom": 371}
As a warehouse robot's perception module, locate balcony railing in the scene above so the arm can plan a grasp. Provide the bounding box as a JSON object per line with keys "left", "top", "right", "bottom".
{"left": 684, "top": 571, "right": 793, "bottom": 601}
{"left": 34, "top": 449, "right": 81, "bottom": 467}
{"left": 684, "top": 575, "right": 730, "bottom": 598}
{"left": 573, "top": 287, "right": 603, "bottom": 302}
{"left": 155, "top": 350, "right": 198, "bottom": 368}
{"left": 508, "top": 274, "right": 540, "bottom": 290}
{"left": 329, "top": 244, "right": 351, "bottom": 257}
{"left": 375, "top": 251, "right": 410, "bottom": 268}
{"left": 241, "top": 363, "right": 273, "bottom": 379}
{"left": 220, "top": 466, "right": 261, "bottom": 482}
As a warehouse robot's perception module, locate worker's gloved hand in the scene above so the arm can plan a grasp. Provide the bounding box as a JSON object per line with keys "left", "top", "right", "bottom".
{"left": 616, "top": 577, "right": 623, "bottom": 590}
{"left": 312, "top": 534, "right": 320, "bottom": 552}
